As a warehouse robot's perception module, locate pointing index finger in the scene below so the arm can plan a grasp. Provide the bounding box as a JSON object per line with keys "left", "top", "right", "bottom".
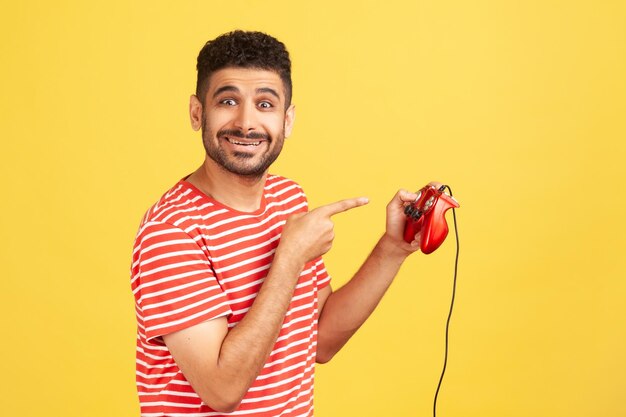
{"left": 316, "top": 197, "right": 369, "bottom": 217}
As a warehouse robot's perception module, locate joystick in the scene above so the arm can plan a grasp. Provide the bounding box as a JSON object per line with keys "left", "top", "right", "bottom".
{"left": 404, "top": 184, "right": 460, "bottom": 254}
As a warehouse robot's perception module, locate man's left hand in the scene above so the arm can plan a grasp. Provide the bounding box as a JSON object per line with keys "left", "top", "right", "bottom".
{"left": 383, "top": 182, "right": 444, "bottom": 255}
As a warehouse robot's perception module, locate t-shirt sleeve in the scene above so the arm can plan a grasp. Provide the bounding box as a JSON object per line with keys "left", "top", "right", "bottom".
{"left": 131, "top": 221, "right": 232, "bottom": 344}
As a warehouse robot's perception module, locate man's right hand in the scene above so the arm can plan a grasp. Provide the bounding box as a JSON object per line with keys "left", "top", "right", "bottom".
{"left": 277, "top": 197, "right": 369, "bottom": 267}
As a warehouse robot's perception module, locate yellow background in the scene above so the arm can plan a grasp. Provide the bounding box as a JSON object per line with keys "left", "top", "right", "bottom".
{"left": 1, "top": 1, "right": 625, "bottom": 416}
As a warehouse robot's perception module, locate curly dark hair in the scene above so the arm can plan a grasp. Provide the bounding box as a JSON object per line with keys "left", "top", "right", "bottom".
{"left": 196, "top": 30, "right": 292, "bottom": 108}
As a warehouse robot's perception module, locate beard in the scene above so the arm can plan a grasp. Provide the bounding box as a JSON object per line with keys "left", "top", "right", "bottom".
{"left": 201, "top": 112, "right": 285, "bottom": 179}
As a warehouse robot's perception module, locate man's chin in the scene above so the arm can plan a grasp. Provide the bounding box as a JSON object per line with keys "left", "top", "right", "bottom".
{"left": 203, "top": 139, "right": 282, "bottom": 178}
{"left": 220, "top": 158, "right": 271, "bottom": 178}
{"left": 232, "top": 151, "right": 257, "bottom": 159}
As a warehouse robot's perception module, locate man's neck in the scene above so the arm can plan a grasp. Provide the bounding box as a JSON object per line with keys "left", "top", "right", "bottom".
{"left": 186, "top": 157, "right": 267, "bottom": 213}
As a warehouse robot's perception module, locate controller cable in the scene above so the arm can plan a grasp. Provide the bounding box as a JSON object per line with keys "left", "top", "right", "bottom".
{"left": 432, "top": 185, "right": 459, "bottom": 417}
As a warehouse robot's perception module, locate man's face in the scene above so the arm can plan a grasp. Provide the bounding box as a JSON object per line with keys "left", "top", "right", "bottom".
{"left": 198, "top": 67, "right": 294, "bottom": 178}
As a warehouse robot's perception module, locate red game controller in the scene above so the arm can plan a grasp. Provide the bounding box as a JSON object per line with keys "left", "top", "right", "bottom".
{"left": 404, "top": 184, "right": 460, "bottom": 254}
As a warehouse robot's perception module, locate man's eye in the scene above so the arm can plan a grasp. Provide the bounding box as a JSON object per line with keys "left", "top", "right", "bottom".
{"left": 220, "top": 99, "right": 237, "bottom": 106}
{"left": 258, "top": 101, "right": 273, "bottom": 109}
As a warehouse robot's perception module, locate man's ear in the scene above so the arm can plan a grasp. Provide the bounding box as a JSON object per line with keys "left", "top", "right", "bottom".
{"left": 284, "top": 104, "right": 296, "bottom": 138}
{"left": 189, "top": 95, "right": 203, "bottom": 131}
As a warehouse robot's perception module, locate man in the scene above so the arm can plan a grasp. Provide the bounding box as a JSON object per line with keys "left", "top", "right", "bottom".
{"left": 131, "top": 30, "right": 424, "bottom": 416}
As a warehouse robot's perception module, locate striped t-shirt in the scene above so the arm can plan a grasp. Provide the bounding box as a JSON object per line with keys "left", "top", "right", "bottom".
{"left": 130, "top": 175, "right": 330, "bottom": 417}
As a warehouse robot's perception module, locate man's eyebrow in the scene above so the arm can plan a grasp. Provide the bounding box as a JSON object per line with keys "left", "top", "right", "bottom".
{"left": 213, "top": 85, "right": 240, "bottom": 98}
{"left": 256, "top": 87, "right": 280, "bottom": 99}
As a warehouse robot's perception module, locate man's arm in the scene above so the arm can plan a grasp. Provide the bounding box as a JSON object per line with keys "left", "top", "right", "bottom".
{"left": 316, "top": 189, "right": 424, "bottom": 363}
{"left": 162, "top": 197, "right": 368, "bottom": 412}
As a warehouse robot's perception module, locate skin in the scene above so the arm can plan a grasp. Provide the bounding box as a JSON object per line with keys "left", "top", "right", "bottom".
{"left": 163, "top": 67, "right": 430, "bottom": 412}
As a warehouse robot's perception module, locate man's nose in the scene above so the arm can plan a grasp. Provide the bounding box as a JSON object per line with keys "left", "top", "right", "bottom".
{"left": 233, "top": 101, "right": 256, "bottom": 132}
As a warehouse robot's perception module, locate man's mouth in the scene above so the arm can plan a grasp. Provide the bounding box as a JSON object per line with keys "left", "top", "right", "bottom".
{"left": 224, "top": 136, "right": 264, "bottom": 147}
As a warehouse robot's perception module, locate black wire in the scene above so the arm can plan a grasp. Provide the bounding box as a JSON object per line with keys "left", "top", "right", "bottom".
{"left": 433, "top": 186, "right": 459, "bottom": 417}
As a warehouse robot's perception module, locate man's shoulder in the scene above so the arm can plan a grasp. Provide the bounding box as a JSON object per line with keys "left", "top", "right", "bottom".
{"left": 135, "top": 174, "right": 306, "bottom": 237}
{"left": 138, "top": 179, "right": 210, "bottom": 231}
{"left": 265, "top": 174, "right": 305, "bottom": 195}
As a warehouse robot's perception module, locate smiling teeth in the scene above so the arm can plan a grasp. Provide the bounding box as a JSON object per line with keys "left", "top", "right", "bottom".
{"left": 227, "top": 138, "right": 261, "bottom": 146}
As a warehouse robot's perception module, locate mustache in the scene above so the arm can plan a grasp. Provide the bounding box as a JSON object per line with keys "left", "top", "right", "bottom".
{"left": 217, "top": 129, "right": 270, "bottom": 141}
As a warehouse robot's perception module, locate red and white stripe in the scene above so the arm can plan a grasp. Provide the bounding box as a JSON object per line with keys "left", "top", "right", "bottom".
{"left": 131, "top": 175, "right": 329, "bottom": 416}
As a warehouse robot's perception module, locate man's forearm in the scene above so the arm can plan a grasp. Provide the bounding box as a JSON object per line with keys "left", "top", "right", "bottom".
{"left": 316, "top": 234, "right": 410, "bottom": 363}
{"left": 220, "top": 251, "right": 302, "bottom": 370}
{"left": 188, "top": 252, "right": 304, "bottom": 412}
